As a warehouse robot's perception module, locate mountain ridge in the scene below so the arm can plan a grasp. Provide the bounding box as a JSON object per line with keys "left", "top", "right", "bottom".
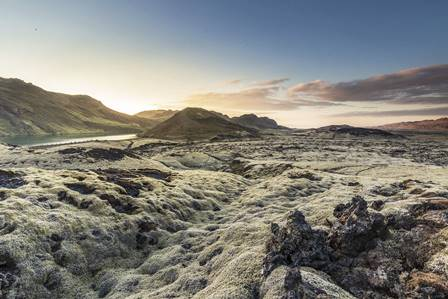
{"left": 378, "top": 117, "right": 448, "bottom": 132}
{"left": 313, "top": 124, "right": 403, "bottom": 138}
{"left": 134, "top": 109, "right": 178, "bottom": 122}
{"left": 231, "top": 113, "right": 280, "bottom": 129}
{"left": 0, "top": 77, "right": 155, "bottom": 136}
{"left": 142, "top": 107, "right": 258, "bottom": 140}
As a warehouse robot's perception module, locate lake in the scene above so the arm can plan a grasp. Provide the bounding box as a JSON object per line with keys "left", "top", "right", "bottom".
{"left": 0, "top": 133, "right": 138, "bottom": 147}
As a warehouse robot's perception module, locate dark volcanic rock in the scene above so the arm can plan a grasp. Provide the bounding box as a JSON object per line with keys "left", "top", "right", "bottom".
{"left": 96, "top": 168, "right": 170, "bottom": 197}
{"left": 135, "top": 169, "right": 172, "bottom": 181}
{"left": 57, "top": 191, "right": 80, "bottom": 208}
{"left": 0, "top": 251, "right": 19, "bottom": 297}
{"left": 287, "top": 170, "right": 321, "bottom": 181}
{"left": 59, "top": 147, "right": 139, "bottom": 161}
{"left": 97, "top": 170, "right": 141, "bottom": 197}
{"left": 0, "top": 191, "right": 7, "bottom": 201}
{"left": 263, "top": 196, "right": 448, "bottom": 298}
{"left": 58, "top": 148, "right": 84, "bottom": 155}
{"left": 329, "top": 196, "right": 387, "bottom": 256}
{"left": 65, "top": 183, "right": 96, "bottom": 195}
{"left": 115, "top": 180, "right": 142, "bottom": 197}
{"left": 0, "top": 170, "right": 26, "bottom": 189}
{"left": 370, "top": 200, "right": 385, "bottom": 211}
{"left": 370, "top": 184, "right": 400, "bottom": 197}
{"left": 135, "top": 232, "right": 158, "bottom": 250}
{"left": 135, "top": 216, "right": 159, "bottom": 249}
{"left": 0, "top": 219, "right": 16, "bottom": 236}
{"left": 99, "top": 194, "right": 140, "bottom": 214}
{"left": 262, "top": 210, "right": 330, "bottom": 276}
{"left": 96, "top": 168, "right": 171, "bottom": 182}
{"left": 86, "top": 148, "right": 137, "bottom": 161}
{"left": 43, "top": 269, "right": 62, "bottom": 291}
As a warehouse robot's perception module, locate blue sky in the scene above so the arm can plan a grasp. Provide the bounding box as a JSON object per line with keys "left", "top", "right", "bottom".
{"left": 1, "top": 0, "right": 447, "bottom": 127}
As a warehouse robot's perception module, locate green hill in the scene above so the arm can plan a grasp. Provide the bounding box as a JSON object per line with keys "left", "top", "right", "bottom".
{"left": 142, "top": 107, "right": 258, "bottom": 140}
{"left": 0, "top": 77, "right": 155, "bottom": 136}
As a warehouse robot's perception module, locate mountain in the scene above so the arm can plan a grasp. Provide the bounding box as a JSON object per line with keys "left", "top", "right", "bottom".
{"left": 378, "top": 117, "right": 448, "bottom": 132}
{"left": 231, "top": 113, "right": 280, "bottom": 129}
{"left": 142, "top": 107, "right": 258, "bottom": 140}
{"left": 135, "top": 109, "right": 178, "bottom": 123}
{"left": 0, "top": 77, "right": 155, "bottom": 136}
{"left": 313, "top": 125, "right": 403, "bottom": 138}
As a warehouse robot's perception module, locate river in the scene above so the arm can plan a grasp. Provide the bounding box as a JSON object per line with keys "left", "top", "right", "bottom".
{"left": 0, "top": 133, "right": 138, "bottom": 147}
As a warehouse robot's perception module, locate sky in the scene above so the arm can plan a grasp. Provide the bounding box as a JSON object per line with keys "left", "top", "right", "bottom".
{"left": 1, "top": 0, "right": 447, "bottom": 128}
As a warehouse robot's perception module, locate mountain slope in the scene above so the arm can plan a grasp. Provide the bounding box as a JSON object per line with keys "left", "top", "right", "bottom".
{"left": 135, "top": 109, "right": 178, "bottom": 123}
{"left": 0, "top": 77, "right": 156, "bottom": 136}
{"left": 142, "top": 107, "right": 258, "bottom": 140}
{"left": 231, "top": 113, "right": 280, "bottom": 129}
{"left": 378, "top": 117, "right": 448, "bottom": 132}
{"left": 314, "top": 125, "right": 403, "bottom": 138}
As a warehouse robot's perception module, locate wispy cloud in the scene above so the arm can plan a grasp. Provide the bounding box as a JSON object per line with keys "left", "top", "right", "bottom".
{"left": 186, "top": 85, "right": 299, "bottom": 111}
{"left": 288, "top": 64, "right": 448, "bottom": 105}
{"left": 186, "top": 77, "right": 343, "bottom": 111}
{"left": 225, "top": 79, "right": 243, "bottom": 85}
{"left": 186, "top": 65, "right": 448, "bottom": 118}
{"left": 293, "top": 99, "right": 344, "bottom": 107}
{"left": 253, "top": 78, "right": 289, "bottom": 86}
{"left": 333, "top": 106, "right": 448, "bottom": 117}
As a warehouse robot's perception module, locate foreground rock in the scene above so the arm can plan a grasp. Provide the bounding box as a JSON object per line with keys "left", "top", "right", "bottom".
{"left": 263, "top": 196, "right": 448, "bottom": 298}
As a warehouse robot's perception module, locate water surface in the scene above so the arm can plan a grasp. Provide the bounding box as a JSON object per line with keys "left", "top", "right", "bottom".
{"left": 0, "top": 134, "right": 137, "bottom": 147}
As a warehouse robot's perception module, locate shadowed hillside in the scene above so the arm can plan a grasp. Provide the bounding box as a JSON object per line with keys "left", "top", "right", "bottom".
{"left": 231, "top": 113, "right": 280, "bottom": 129}
{"left": 0, "top": 78, "right": 155, "bottom": 136}
{"left": 378, "top": 117, "right": 448, "bottom": 132}
{"left": 142, "top": 107, "right": 258, "bottom": 140}
{"left": 313, "top": 125, "right": 403, "bottom": 139}
{"left": 135, "top": 109, "right": 178, "bottom": 123}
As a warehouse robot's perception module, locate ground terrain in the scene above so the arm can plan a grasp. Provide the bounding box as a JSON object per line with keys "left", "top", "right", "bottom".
{"left": 0, "top": 130, "right": 447, "bottom": 298}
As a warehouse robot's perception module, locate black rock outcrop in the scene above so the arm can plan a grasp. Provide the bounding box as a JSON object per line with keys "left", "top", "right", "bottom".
{"left": 263, "top": 196, "right": 448, "bottom": 298}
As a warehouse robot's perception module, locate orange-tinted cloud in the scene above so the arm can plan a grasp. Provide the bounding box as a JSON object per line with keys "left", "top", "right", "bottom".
{"left": 253, "top": 78, "right": 289, "bottom": 86}
{"left": 186, "top": 85, "right": 299, "bottom": 111}
{"left": 289, "top": 64, "right": 448, "bottom": 105}
{"left": 333, "top": 106, "right": 448, "bottom": 117}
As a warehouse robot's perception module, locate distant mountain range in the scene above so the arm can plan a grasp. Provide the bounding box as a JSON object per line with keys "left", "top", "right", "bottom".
{"left": 0, "top": 77, "right": 293, "bottom": 139}
{"left": 142, "top": 107, "right": 258, "bottom": 140}
{"left": 134, "top": 109, "right": 178, "bottom": 123}
{"left": 0, "top": 77, "right": 155, "bottom": 136}
{"left": 378, "top": 117, "right": 448, "bottom": 132}
{"left": 313, "top": 125, "right": 403, "bottom": 139}
{"left": 231, "top": 113, "right": 280, "bottom": 129}
{"left": 2, "top": 77, "right": 447, "bottom": 139}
